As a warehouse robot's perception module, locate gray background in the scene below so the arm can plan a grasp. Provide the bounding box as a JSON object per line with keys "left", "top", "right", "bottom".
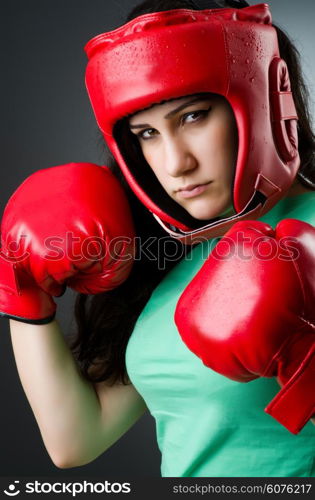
{"left": 0, "top": 0, "right": 314, "bottom": 478}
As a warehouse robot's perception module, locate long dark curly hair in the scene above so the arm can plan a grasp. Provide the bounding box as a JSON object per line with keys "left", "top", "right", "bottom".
{"left": 68, "top": 0, "right": 315, "bottom": 385}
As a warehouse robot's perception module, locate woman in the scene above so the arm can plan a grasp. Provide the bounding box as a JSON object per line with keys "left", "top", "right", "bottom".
{"left": 2, "top": 0, "right": 315, "bottom": 477}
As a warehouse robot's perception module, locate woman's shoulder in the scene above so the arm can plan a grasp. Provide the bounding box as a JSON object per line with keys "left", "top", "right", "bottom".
{"left": 259, "top": 184, "right": 315, "bottom": 227}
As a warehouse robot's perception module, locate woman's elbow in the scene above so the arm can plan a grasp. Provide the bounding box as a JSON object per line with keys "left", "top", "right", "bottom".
{"left": 49, "top": 450, "right": 92, "bottom": 469}
{"left": 51, "top": 454, "right": 81, "bottom": 469}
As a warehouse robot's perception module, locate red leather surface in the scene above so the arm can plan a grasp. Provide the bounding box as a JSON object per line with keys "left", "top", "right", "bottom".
{"left": 174, "top": 219, "right": 315, "bottom": 433}
{"left": 85, "top": 4, "right": 300, "bottom": 241}
{"left": 0, "top": 163, "right": 135, "bottom": 322}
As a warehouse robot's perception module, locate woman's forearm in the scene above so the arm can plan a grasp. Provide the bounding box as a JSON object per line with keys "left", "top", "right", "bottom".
{"left": 9, "top": 318, "right": 103, "bottom": 467}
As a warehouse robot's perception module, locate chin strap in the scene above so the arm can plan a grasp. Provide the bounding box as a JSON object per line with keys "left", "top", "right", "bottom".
{"left": 152, "top": 190, "right": 266, "bottom": 245}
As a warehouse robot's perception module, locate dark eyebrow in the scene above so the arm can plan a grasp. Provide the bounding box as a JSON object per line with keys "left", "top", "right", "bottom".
{"left": 129, "top": 95, "right": 211, "bottom": 130}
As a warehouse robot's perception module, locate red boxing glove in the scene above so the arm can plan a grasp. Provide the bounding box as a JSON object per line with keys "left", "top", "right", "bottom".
{"left": 0, "top": 163, "right": 135, "bottom": 324}
{"left": 175, "top": 219, "right": 315, "bottom": 434}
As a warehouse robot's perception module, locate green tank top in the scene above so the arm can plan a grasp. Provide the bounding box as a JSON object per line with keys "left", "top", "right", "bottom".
{"left": 125, "top": 191, "right": 315, "bottom": 477}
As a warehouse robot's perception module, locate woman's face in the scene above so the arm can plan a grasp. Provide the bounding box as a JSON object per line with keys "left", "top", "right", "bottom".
{"left": 128, "top": 94, "right": 238, "bottom": 220}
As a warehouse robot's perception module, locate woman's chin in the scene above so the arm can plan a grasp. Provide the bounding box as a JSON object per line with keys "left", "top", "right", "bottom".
{"left": 185, "top": 202, "right": 235, "bottom": 222}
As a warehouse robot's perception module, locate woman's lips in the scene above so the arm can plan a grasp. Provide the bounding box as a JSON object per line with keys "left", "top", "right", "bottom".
{"left": 176, "top": 181, "right": 212, "bottom": 199}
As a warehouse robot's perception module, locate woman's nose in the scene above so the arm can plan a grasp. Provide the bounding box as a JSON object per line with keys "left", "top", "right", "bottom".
{"left": 163, "top": 136, "right": 197, "bottom": 177}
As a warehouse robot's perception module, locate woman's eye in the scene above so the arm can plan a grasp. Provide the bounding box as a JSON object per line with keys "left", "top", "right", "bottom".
{"left": 137, "top": 128, "right": 157, "bottom": 141}
{"left": 134, "top": 107, "right": 211, "bottom": 140}
{"left": 182, "top": 108, "right": 211, "bottom": 124}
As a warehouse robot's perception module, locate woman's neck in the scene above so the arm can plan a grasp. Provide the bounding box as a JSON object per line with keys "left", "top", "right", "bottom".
{"left": 285, "top": 178, "right": 313, "bottom": 197}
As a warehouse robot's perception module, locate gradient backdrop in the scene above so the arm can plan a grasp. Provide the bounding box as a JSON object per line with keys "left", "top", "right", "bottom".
{"left": 1, "top": 0, "right": 314, "bottom": 478}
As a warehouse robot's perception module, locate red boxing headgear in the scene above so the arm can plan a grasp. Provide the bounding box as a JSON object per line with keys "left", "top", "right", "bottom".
{"left": 84, "top": 3, "right": 300, "bottom": 244}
